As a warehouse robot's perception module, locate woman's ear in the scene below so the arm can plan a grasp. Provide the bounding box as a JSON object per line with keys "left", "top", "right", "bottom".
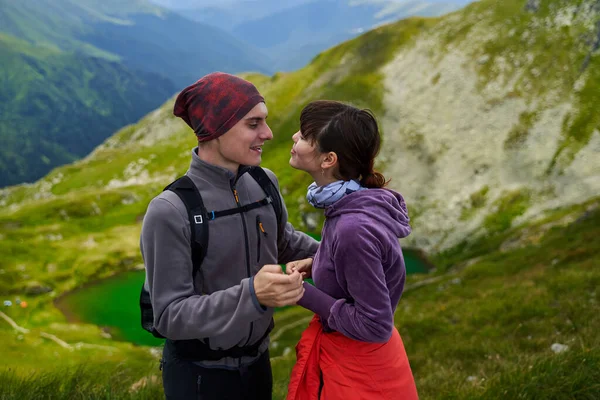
{"left": 321, "top": 151, "right": 338, "bottom": 170}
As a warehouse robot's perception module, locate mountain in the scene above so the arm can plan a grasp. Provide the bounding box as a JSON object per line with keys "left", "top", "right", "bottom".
{"left": 0, "top": 0, "right": 271, "bottom": 187}
{"left": 0, "top": 33, "right": 175, "bottom": 188}
{"left": 159, "top": 0, "right": 473, "bottom": 71}
{"left": 157, "top": 0, "right": 315, "bottom": 27}
{"left": 0, "top": 0, "right": 270, "bottom": 87}
{"left": 233, "top": 0, "right": 463, "bottom": 70}
{"left": 2, "top": 0, "right": 598, "bottom": 252}
{"left": 1, "top": 0, "right": 599, "bottom": 397}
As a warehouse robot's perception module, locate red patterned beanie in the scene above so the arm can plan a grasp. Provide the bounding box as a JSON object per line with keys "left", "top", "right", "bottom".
{"left": 173, "top": 72, "right": 265, "bottom": 142}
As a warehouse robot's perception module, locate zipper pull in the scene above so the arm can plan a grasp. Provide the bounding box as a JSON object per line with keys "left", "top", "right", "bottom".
{"left": 257, "top": 215, "right": 268, "bottom": 236}
{"left": 259, "top": 222, "right": 267, "bottom": 237}
{"left": 233, "top": 189, "right": 240, "bottom": 204}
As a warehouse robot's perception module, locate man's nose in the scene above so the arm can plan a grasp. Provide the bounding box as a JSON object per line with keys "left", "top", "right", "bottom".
{"left": 262, "top": 124, "right": 273, "bottom": 140}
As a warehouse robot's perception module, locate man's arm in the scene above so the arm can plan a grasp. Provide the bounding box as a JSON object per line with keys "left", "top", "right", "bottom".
{"left": 141, "top": 196, "right": 265, "bottom": 340}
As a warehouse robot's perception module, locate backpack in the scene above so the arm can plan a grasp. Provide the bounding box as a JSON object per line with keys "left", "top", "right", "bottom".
{"left": 140, "top": 167, "right": 283, "bottom": 340}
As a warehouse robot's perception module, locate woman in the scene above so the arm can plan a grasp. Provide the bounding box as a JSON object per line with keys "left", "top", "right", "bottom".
{"left": 286, "top": 100, "right": 418, "bottom": 399}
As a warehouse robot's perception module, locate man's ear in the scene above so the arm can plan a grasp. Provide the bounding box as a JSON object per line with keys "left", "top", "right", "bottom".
{"left": 321, "top": 151, "right": 338, "bottom": 170}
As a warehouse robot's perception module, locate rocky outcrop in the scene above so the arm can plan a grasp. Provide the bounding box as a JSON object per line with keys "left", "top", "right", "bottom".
{"left": 379, "top": 0, "right": 600, "bottom": 253}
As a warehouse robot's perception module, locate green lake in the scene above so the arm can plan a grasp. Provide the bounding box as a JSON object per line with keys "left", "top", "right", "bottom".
{"left": 56, "top": 248, "right": 430, "bottom": 347}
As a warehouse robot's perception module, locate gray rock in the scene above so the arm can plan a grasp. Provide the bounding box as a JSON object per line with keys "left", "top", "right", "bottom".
{"left": 525, "top": 0, "right": 540, "bottom": 13}
{"left": 24, "top": 282, "right": 53, "bottom": 296}
{"left": 550, "top": 343, "right": 569, "bottom": 354}
{"left": 477, "top": 54, "right": 490, "bottom": 65}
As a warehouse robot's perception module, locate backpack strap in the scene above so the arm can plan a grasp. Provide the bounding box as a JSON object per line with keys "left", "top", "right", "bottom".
{"left": 171, "top": 319, "right": 275, "bottom": 361}
{"left": 164, "top": 169, "right": 282, "bottom": 277}
{"left": 248, "top": 167, "right": 283, "bottom": 240}
{"left": 164, "top": 170, "right": 279, "bottom": 360}
{"left": 207, "top": 196, "right": 273, "bottom": 220}
{"left": 141, "top": 175, "right": 208, "bottom": 339}
{"left": 142, "top": 172, "right": 280, "bottom": 342}
{"left": 165, "top": 176, "right": 208, "bottom": 277}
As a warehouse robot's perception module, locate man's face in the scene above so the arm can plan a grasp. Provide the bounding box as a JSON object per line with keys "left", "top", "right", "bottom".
{"left": 205, "top": 103, "right": 273, "bottom": 172}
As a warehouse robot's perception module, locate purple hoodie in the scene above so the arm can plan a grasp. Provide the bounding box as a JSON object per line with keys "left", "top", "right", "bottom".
{"left": 297, "top": 188, "right": 411, "bottom": 343}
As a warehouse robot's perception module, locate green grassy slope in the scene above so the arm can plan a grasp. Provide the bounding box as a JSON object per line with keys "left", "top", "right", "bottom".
{"left": 1, "top": 197, "right": 597, "bottom": 399}
{"left": 0, "top": 0, "right": 599, "bottom": 398}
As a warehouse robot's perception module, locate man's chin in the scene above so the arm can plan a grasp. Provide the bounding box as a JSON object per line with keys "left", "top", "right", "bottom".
{"left": 247, "top": 156, "right": 262, "bottom": 167}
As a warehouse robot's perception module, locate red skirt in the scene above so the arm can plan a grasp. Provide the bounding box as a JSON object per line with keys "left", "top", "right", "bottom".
{"left": 287, "top": 315, "right": 419, "bottom": 400}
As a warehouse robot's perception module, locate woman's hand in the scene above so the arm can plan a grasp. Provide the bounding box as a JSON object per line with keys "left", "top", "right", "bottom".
{"left": 285, "top": 257, "right": 313, "bottom": 279}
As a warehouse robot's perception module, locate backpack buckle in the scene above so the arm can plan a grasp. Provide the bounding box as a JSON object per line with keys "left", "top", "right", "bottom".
{"left": 194, "top": 215, "right": 203, "bottom": 224}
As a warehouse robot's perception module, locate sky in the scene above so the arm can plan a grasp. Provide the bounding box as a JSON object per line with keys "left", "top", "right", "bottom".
{"left": 149, "top": 0, "right": 475, "bottom": 10}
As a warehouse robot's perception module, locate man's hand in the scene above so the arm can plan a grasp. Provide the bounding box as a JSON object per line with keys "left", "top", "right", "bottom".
{"left": 285, "top": 258, "right": 313, "bottom": 279}
{"left": 253, "top": 264, "right": 305, "bottom": 308}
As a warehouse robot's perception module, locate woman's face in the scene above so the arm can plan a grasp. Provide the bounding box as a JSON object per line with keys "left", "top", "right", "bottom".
{"left": 289, "top": 130, "right": 321, "bottom": 173}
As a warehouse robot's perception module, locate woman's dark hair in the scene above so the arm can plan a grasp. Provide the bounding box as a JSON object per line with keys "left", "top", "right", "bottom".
{"left": 299, "top": 100, "right": 388, "bottom": 188}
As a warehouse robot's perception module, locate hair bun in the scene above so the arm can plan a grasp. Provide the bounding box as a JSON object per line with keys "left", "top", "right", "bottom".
{"left": 360, "top": 170, "right": 388, "bottom": 189}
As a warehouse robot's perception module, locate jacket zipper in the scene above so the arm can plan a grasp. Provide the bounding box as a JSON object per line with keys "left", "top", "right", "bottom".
{"left": 232, "top": 186, "right": 254, "bottom": 347}
{"left": 232, "top": 188, "right": 251, "bottom": 278}
{"left": 256, "top": 215, "right": 268, "bottom": 263}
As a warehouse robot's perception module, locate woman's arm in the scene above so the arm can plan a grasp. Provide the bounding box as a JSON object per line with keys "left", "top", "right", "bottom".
{"left": 299, "top": 221, "right": 394, "bottom": 343}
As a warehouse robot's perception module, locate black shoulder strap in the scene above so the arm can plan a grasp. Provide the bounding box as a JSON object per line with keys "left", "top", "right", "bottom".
{"left": 248, "top": 167, "right": 283, "bottom": 240}
{"left": 165, "top": 176, "right": 208, "bottom": 278}
{"left": 163, "top": 169, "right": 281, "bottom": 275}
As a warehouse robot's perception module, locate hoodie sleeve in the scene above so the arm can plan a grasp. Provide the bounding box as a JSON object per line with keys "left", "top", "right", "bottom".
{"left": 140, "top": 196, "right": 265, "bottom": 340}
{"left": 263, "top": 169, "right": 320, "bottom": 263}
{"left": 299, "top": 220, "right": 394, "bottom": 343}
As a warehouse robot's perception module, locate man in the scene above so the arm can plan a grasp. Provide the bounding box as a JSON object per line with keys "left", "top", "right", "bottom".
{"left": 140, "top": 72, "right": 319, "bottom": 399}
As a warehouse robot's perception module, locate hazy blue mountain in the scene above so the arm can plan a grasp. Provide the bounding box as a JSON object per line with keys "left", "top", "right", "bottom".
{"left": 0, "top": 0, "right": 272, "bottom": 187}
{"left": 161, "top": 0, "right": 313, "bottom": 27}
{"left": 232, "top": 0, "right": 468, "bottom": 70}
{"left": 150, "top": 0, "right": 473, "bottom": 71}
{"left": 0, "top": 0, "right": 271, "bottom": 87}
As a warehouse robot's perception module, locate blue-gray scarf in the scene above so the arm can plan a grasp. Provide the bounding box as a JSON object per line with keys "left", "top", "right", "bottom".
{"left": 306, "top": 180, "right": 365, "bottom": 209}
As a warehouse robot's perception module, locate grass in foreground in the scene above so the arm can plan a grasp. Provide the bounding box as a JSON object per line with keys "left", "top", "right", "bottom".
{"left": 0, "top": 364, "right": 163, "bottom": 400}
{"left": 1, "top": 202, "right": 598, "bottom": 399}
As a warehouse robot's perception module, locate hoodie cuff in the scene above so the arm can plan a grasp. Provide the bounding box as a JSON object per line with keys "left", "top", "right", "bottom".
{"left": 297, "top": 282, "right": 336, "bottom": 320}
{"left": 249, "top": 276, "right": 267, "bottom": 314}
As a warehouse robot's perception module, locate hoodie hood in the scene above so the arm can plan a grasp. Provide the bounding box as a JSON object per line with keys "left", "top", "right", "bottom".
{"left": 324, "top": 188, "right": 411, "bottom": 239}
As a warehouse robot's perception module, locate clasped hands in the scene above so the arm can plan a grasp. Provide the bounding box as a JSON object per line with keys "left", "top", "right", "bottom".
{"left": 253, "top": 258, "right": 313, "bottom": 308}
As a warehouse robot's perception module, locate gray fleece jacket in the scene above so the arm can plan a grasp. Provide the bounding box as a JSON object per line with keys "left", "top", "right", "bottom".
{"left": 140, "top": 148, "right": 319, "bottom": 367}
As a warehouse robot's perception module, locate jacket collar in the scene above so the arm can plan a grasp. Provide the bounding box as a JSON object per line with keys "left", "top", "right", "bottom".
{"left": 187, "top": 147, "right": 251, "bottom": 188}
